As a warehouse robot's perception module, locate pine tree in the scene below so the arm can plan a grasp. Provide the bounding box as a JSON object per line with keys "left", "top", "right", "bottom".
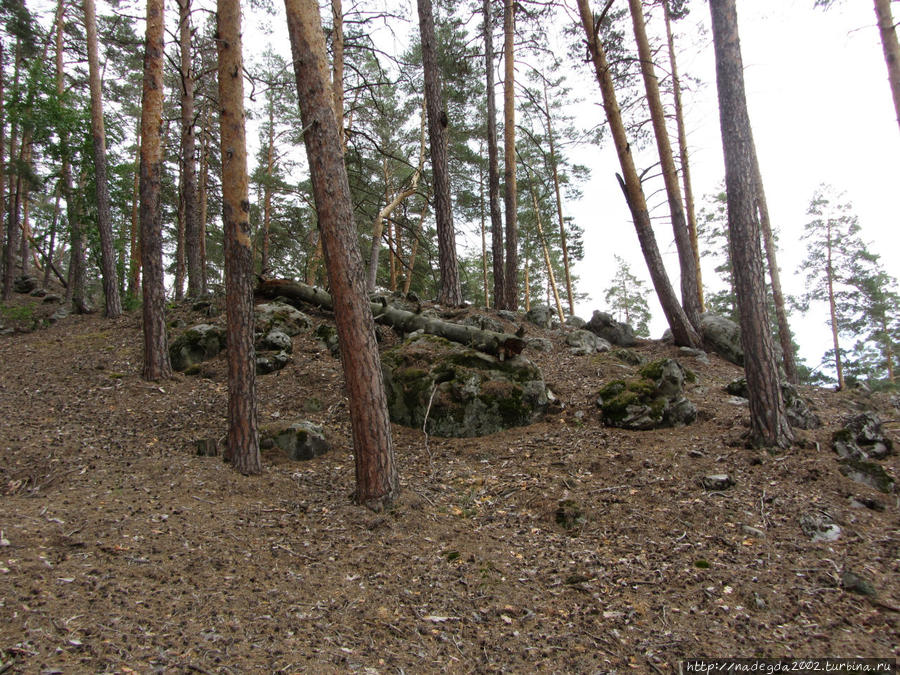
{"left": 604, "top": 255, "right": 651, "bottom": 337}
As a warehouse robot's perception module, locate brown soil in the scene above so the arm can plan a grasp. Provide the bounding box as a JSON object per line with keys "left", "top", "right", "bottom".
{"left": 1, "top": 291, "right": 898, "bottom": 674}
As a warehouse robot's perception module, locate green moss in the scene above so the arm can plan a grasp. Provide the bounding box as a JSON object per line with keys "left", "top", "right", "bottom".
{"left": 597, "top": 380, "right": 626, "bottom": 400}
{"left": 0, "top": 303, "right": 35, "bottom": 321}
{"left": 612, "top": 348, "right": 643, "bottom": 366}
{"left": 831, "top": 428, "right": 854, "bottom": 445}
{"left": 695, "top": 559, "right": 710, "bottom": 569}
{"left": 684, "top": 368, "right": 698, "bottom": 384}
{"left": 638, "top": 359, "right": 667, "bottom": 381}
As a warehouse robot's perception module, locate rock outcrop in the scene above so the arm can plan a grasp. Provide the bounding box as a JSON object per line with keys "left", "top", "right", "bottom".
{"left": 585, "top": 311, "right": 636, "bottom": 347}
{"left": 381, "top": 335, "right": 548, "bottom": 438}
{"left": 596, "top": 358, "right": 696, "bottom": 430}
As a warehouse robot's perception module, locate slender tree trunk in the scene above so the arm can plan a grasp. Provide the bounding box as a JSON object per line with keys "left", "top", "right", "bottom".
{"left": 129, "top": 127, "right": 141, "bottom": 296}
{"left": 710, "top": 0, "right": 792, "bottom": 449}
{"left": 140, "top": 0, "right": 172, "bottom": 381}
{"left": 825, "top": 224, "right": 844, "bottom": 389}
{"left": 44, "top": 183, "right": 61, "bottom": 287}
{"left": 331, "top": 0, "right": 345, "bottom": 149}
{"left": 874, "top": 0, "right": 900, "bottom": 133}
{"left": 402, "top": 200, "right": 427, "bottom": 296}
{"left": 178, "top": 0, "right": 201, "bottom": 297}
{"left": 749, "top": 145, "right": 798, "bottom": 383}
{"left": 20, "top": 185, "right": 30, "bottom": 276}
{"left": 285, "top": 0, "right": 398, "bottom": 510}
{"left": 542, "top": 81, "right": 574, "bottom": 316}
{"left": 882, "top": 313, "right": 895, "bottom": 382}
{"left": 577, "top": 0, "right": 700, "bottom": 348}
{"left": 483, "top": 0, "right": 504, "bottom": 306}
{"left": 628, "top": 0, "right": 702, "bottom": 328}
{"left": 523, "top": 254, "right": 530, "bottom": 312}
{"left": 261, "top": 98, "right": 274, "bottom": 274}
{"left": 527, "top": 175, "right": 564, "bottom": 323}
{"left": 663, "top": 0, "right": 703, "bottom": 312}
{"left": 367, "top": 102, "right": 424, "bottom": 292}
{"left": 84, "top": 0, "right": 123, "bottom": 317}
{"left": 199, "top": 105, "right": 209, "bottom": 294}
{"left": 175, "top": 162, "right": 185, "bottom": 299}
{"left": 3, "top": 41, "right": 19, "bottom": 302}
{"left": 417, "top": 0, "right": 462, "bottom": 306}
{"left": 479, "top": 158, "right": 489, "bottom": 307}
{"left": 502, "top": 0, "right": 518, "bottom": 310}
{"left": 0, "top": 40, "right": 5, "bottom": 300}
{"left": 217, "top": 0, "right": 260, "bottom": 474}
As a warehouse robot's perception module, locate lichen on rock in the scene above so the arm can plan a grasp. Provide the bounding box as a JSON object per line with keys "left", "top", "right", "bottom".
{"left": 596, "top": 358, "right": 696, "bottom": 430}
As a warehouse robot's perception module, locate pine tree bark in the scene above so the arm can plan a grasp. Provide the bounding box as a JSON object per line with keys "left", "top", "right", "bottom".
{"left": 140, "top": 0, "right": 172, "bottom": 381}
{"left": 3, "top": 41, "right": 19, "bottom": 302}
{"left": 710, "top": 0, "right": 792, "bottom": 449}
{"left": 0, "top": 41, "right": 6, "bottom": 302}
{"left": 178, "top": 0, "right": 201, "bottom": 297}
{"left": 217, "top": 0, "right": 261, "bottom": 474}
{"left": 175, "top": 162, "right": 185, "bottom": 299}
{"left": 331, "top": 0, "right": 345, "bottom": 151}
{"left": 261, "top": 100, "right": 274, "bottom": 274}
{"left": 501, "top": 0, "right": 518, "bottom": 310}
{"left": 577, "top": 0, "right": 700, "bottom": 348}
{"left": 628, "top": 0, "right": 702, "bottom": 328}
{"left": 483, "top": 0, "right": 504, "bottom": 307}
{"left": 663, "top": 0, "right": 703, "bottom": 312}
{"left": 749, "top": 145, "right": 798, "bottom": 384}
{"left": 84, "top": 0, "right": 123, "bottom": 317}
{"left": 199, "top": 104, "right": 210, "bottom": 294}
{"left": 284, "top": 0, "right": 398, "bottom": 510}
{"left": 128, "top": 127, "right": 141, "bottom": 297}
{"left": 874, "top": 0, "right": 900, "bottom": 133}
{"left": 825, "top": 221, "right": 844, "bottom": 389}
{"left": 417, "top": 0, "right": 462, "bottom": 306}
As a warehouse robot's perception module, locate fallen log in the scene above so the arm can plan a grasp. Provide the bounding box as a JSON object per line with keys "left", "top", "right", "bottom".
{"left": 256, "top": 278, "right": 526, "bottom": 359}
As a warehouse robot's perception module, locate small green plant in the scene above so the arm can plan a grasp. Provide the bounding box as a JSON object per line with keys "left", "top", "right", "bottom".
{"left": 1, "top": 303, "right": 35, "bottom": 321}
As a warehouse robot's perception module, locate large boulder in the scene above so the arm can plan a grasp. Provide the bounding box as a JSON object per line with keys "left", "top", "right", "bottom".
{"left": 169, "top": 324, "right": 226, "bottom": 371}
{"left": 832, "top": 412, "right": 895, "bottom": 493}
{"left": 381, "top": 335, "right": 548, "bottom": 438}
{"left": 725, "top": 378, "right": 821, "bottom": 430}
{"left": 699, "top": 312, "right": 742, "bottom": 366}
{"left": 525, "top": 305, "right": 554, "bottom": 329}
{"left": 566, "top": 329, "right": 611, "bottom": 356}
{"left": 586, "top": 311, "right": 636, "bottom": 347}
{"left": 596, "top": 358, "right": 696, "bottom": 430}
{"left": 13, "top": 276, "right": 39, "bottom": 294}
{"left": 261, "top": 420, "right": 329, "bottom": 461}
{"left": 254, "top": 301, "right": 312, "bottom": 336}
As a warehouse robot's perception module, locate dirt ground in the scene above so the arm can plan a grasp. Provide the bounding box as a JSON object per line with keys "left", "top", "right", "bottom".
{"left": 0, "top": 291, "right": 898, "bottom": 674}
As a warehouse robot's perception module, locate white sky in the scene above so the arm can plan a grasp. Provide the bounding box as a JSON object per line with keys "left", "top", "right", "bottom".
{"left": 568, "top": 0, "right": 900, "bottom": 370}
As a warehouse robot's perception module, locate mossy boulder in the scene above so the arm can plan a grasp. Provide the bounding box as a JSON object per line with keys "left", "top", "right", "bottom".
{"left": 700, "top": 312, "right": 743, "bottom": 366}
{"left": 254, "top": 301, "right": 311, "bottom": 336}
{"left": 586, "top": 311, "right": 636, "bottom": 347}
{"left": 169, "top": 324, "right": 226, "bottom": 371}
{"left": 832, "top": 412, "right": 895, "bottom": 492}
{"left": 596, "top": 358, "right": 696, "bottom": 430}
{"left": 381, "top": 335, "right": 548, "bottom": 438}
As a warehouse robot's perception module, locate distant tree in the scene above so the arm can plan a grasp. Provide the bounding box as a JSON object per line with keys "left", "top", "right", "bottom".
{"left": 710, "top": 0, "right": 793, "bottom": 449}
{"left": 284, "top": 0, "right": 398, "bottom": 510}
{"left": 177, "top": 0, "right": 201, "bottom": 297}
{"left": 796, "top": 186, "right": 865, "bottom": 390}
{"left": 139, "top": 0, "right": 172, "bottom": 381}
{"left": 501, "top": 0, "right": 518, "bottom": 310}
{"left": 604, "top": 255, "right": 651, "bottom": 337}
{"left": 483, "top": 0, "right": 504, "bottom": 307}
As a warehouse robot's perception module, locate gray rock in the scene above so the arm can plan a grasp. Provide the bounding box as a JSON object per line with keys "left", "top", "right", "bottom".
{"left": 699, "top": 312, "right": 743, "bottom": 366}
{"left": 255, "top": 302, "right": 312, "bottom": 337}
{"left": 49, "top": 307, "right": 69, "bottom": 323}
{"left": 611, "top": 348, "right": 644, "bottom": 366}
{"left": 381, "top": 335, "right": 548, "bottom": 438}
{"left": 256, "top": 350, "right": 291, "bottom": 375}
{"left": 566, "top": 329, "right": 610, "bottom": 355}
{"left": 837, "top": 458, "right": 895, "bottom": 493}
{"left": 741, "top": 525, "right": 766, "bottom": 539}
{"left": 13, "top": 276, "right": 38, "bottom": 294}
{"left": 262, "top": 420, "right": 329, "bottom": 461}
{"left": 526, "top": 337, "right": 553, "bottom": 352}
{"left": 315, "top": 323, "right": 340, "bottom": 357}
{"left": 725, "top": 378, "right": 820, "bottom": 429}
{"left": 701, "top": 474, "right": 734, "bottom": 491}
{"left": 525, "top": 305, "right": 554, "bottom": 329}
{"left": 800, "top": 513, "right": 841, "bottom": 542}
{"left": 596, "top": 358, "right": 697, "bottom": 430}
{"left": 835, "top": 412, "right": 894, "bottom": 460}
{"left": 462, "top": 314, "right": 506, "bottom": 334}
{"left": 586, "top": 311, "right": 636, "bottom": 347}
{"left": 679, "top": 346, "right": 709, "bottom": 364}
{"left": 42, "top": 293, "right": 62, "bottom": 304}
{"left": 496, "top": 310, "right": 518, "bottom": 322}
{"left": 842, "top": 570, "right": 876, "bottom": 597}
{"left": 565, "top": 315, "right": 586, "bottom": 329}
{"left": 257, "top": 329, "right": 292, "bottom": 353}
{"left": 169, "top": 324, "right": 226, "bottom": 371}
{"left": 29, "top": 287, "right": 47, "bottom": 297}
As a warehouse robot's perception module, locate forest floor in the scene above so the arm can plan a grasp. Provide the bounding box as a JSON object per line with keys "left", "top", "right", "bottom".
{"left": 0, "top": 288, "right": 898, "bottom": 674}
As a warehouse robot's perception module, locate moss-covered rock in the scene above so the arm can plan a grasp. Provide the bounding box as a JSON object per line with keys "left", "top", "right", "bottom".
{"left": 381, "top": 335, "right": 548, "bottom": 438}
{"left": 255, "top": 301, "right": 311, "bottom": 336}
{"left": 261, "top": 420, "right": 329, "bottom": 461}
{"left": 596, "top": 358, "right": 696, "bottom": 430}
{"left": 169, "top": 324, "right": 226, "bottom": 371}
{"left": 725, "top": 377, "right": 820, "bottom": 430}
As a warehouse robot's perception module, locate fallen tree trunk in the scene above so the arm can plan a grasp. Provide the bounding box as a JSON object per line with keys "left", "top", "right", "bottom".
{"left": 256, "top": 278, "right": 526, "bottom": 359}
